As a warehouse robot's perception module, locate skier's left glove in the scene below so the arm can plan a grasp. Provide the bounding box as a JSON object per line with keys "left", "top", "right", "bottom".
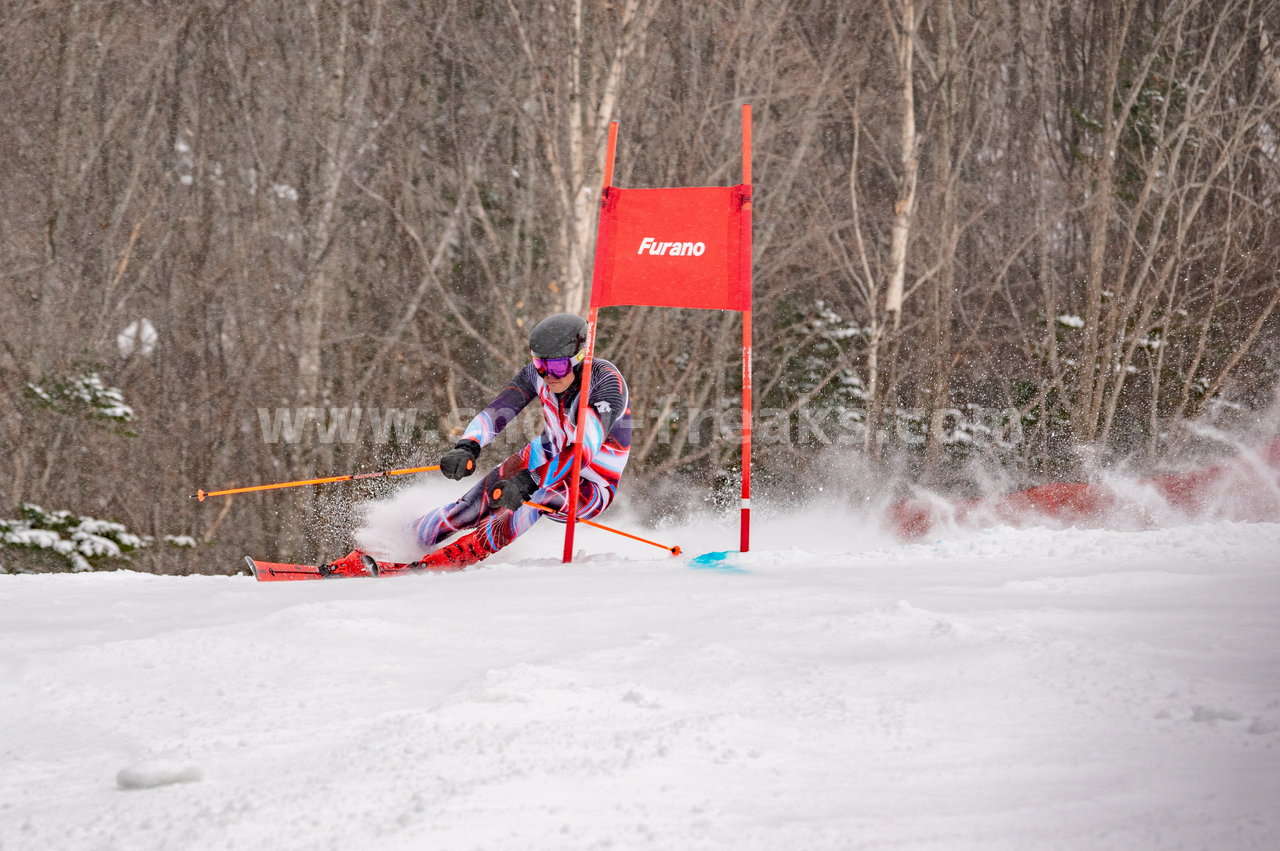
{"left": 491, "top": 470, "right": 538, "bottom": 511}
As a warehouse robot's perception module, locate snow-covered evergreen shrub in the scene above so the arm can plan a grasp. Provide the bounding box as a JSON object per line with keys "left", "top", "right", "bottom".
{"left": 0, "top": 504, "right": 169, "bottom": 573}
{"left": 25, "top": 368, "right": 137, "bottom": 435}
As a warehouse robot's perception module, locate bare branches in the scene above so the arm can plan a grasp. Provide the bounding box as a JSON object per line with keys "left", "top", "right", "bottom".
{"left": 2, "top": 0, "right": 1278, "bottom": 564}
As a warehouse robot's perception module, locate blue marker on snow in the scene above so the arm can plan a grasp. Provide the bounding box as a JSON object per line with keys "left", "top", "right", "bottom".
{"left": 689, "top": 550, "right": 750, "bottom": 574}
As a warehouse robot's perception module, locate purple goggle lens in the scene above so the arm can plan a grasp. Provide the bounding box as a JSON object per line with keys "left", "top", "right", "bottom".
{"left": 533, "top": 356, "right": 576, "bottom": 379}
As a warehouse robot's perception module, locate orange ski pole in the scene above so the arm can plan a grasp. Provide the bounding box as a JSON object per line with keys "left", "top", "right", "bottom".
{"left": 525, "top": 500, "right": 681, "bottom": 556}
{"left": 194, "top": 464, "right": 447, "bottom": 502}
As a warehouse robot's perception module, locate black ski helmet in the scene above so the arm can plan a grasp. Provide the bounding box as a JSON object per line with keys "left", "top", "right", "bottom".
{"left": 529, "top": 313, "right": 588, "bottom": 359}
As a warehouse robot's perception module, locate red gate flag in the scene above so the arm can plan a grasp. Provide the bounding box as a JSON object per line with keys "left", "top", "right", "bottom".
{"left": 563, "top": 106, "right": 753, "bottom": 564}
{"left": 589, "top": 185, "right": 752, "bottom": 312}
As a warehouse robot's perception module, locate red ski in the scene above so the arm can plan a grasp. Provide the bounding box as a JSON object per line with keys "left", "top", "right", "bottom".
{"left": 245, "top": 558, "right": 327, "bottom": 581}
{"left": 245, "top": 551, "right": 447, "bottom": 582}
{"left": 355, "top": 554, "right": 466, "bottom": 576}
{"left": 245, "top": 550, "right": 373, "bottom": 582}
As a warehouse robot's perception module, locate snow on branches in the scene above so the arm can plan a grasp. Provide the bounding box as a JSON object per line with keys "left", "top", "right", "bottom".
{"left": 0, "top": 504, "right": 194, "bottom": 574}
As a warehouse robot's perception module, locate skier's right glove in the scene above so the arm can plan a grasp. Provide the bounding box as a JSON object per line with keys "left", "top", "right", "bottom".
{"left": 491, "top": 470, "right": 538, "bottom": 511}
{"left": 439, "top": 439, "right": 481, "bottom": 480}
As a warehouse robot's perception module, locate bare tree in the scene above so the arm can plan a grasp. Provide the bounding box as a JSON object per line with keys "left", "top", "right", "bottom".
{"left": 3, "top": 0, "right": 1278, "bottom": 570}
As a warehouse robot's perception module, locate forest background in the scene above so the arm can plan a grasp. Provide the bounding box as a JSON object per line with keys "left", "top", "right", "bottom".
{"left": 3, "top": 0, "right": 1279, "bottom": 572}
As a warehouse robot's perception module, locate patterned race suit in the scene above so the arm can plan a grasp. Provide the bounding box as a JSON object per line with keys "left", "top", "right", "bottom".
{"left": 412, "top": 359, "right": 630, "bottom": 567}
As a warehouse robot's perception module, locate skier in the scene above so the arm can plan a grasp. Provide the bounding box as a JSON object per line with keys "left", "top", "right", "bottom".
{"left": 333, "top": 313, "right": 630, "bottom": 573}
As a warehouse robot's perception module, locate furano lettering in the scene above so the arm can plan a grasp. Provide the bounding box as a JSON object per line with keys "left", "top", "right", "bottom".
{"left": 637, "top": 237, "right": 706, "bottom": 257}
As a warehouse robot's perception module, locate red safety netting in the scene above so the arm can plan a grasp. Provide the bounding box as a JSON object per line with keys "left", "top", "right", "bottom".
{"left": 888, "top": 439, "right": 1280, "bottom": 540}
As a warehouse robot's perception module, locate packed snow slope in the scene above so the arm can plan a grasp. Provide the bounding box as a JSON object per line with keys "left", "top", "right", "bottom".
{"left": 3, "top": 510, "right": 1279, "bottom": 850}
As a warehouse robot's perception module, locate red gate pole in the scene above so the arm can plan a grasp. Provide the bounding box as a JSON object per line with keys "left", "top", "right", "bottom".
{"left": 740, "top": 104, "right": 753, "bottom": 553}
{"left": 563, "top": 122, "right": 619, "bottom": 564}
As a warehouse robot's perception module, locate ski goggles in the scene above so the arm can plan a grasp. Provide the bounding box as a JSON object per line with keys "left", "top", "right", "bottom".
{"left": 532, "top": 348, "right": 585, "bottom": 379}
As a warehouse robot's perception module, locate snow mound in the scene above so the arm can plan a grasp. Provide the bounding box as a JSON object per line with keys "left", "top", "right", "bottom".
{"left": 116, "top": 760, "right": 203, "bottom": 790}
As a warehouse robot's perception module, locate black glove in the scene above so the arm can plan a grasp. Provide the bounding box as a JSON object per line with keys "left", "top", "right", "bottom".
{"left": 439, "top": 439, "right": 481, "bottom": 480}
{"left": 491, "top": 470, "right": 538, "bottom": 511}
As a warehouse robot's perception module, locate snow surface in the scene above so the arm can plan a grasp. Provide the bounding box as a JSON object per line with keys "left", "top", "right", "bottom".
{"left": 2, "top": 505, "right": 1279, "bottom": 850}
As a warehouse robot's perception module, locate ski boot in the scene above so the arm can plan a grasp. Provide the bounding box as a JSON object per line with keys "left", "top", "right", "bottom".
{"left": 380, "top": 531, "right": 494, "bottom": 575}
{"left": 319, "top": 549, "right": 376, "bottom": 578}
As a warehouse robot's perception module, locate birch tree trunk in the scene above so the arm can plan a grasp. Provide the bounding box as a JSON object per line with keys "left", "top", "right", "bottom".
{"left": 296, "top": 0, "right": 385, "bottom": 404}
{"left": 922, "top": 0, "right": 959, "bottom": 479}
{"left": 865, "top": 0, "right": 918, "bottom": 460}
{"left": 557, "top": 0, "right": 661, "bottom": 314}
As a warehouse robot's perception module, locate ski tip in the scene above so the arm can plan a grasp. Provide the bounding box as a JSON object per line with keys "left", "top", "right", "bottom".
{"left": 243, "top": 555, "right": 258, "bottom": 578}
{"left": 689, "top": 550, "right": 749, "bottom": 574}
